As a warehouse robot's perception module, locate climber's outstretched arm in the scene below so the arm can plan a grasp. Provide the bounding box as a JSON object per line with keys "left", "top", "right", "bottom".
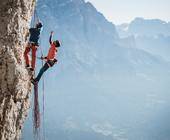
{"left": 49, "top": 31, "right": 54, "bottom": 44}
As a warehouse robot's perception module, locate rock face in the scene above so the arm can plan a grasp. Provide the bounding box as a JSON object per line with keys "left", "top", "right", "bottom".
{"left": 0, "top": 0, "right": 35, "bottom": 139}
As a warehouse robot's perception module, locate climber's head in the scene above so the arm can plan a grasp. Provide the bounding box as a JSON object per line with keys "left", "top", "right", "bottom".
{"left": 53, "top": 40, "right": 61, "bottom": 48}
{"left": 36, "top": 22, "right": 43, "bottom": 29}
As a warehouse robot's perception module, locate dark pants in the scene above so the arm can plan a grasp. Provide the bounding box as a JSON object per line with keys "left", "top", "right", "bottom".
{"left": 35, "top": 62, "right": 50, "bottom": 82}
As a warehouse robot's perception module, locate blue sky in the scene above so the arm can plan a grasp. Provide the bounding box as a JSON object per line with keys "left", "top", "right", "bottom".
{"left": 86, "top": 0, "right": 170, "bottom": 24}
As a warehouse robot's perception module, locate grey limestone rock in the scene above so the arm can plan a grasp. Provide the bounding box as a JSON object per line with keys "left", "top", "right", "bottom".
{"left": 0, "top": 0, "right": 35, "bottom": 139}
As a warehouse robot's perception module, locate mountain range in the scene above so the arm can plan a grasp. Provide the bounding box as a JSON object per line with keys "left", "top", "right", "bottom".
{"left": 116, "top": 17, "right": 170, "bottom": 61}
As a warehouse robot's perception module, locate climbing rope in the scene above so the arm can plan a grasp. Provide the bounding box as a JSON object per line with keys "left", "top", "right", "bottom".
{"left": 31, "top": 4, "right": 40, "bottom": 136}
{"left": 31, "top": 4, "right": 46, "bottom": 140}
{"left": 33, "top": 82, "right": 41, "bottom": 140}
{"left": 39, "top": 34, "right": 46, "bottom": 140}
{"left": 31, "top": 8, "right": 37, "bottom": 28}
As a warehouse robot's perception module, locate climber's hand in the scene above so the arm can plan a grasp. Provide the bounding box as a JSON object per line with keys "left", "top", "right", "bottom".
{"left": 50, "top": 31, "right": 54, "bottom": 35}
{"left": 41, "top": 56, "right": 47, "bottom": 60}
{"left": 53, "top": 58, "right": 57, "bottom": 63}
{"left": 40, "top": 56, "right": 44, "bottom": 60}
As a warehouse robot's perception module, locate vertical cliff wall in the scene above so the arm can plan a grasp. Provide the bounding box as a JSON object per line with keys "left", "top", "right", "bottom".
{"left": 0, "top": 0, "right": 35, "bottom": 139}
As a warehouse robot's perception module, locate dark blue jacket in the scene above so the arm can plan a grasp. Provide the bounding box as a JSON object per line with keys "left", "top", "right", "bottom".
{"left": 29, "top": 28, "right": 41, "bottom": 45}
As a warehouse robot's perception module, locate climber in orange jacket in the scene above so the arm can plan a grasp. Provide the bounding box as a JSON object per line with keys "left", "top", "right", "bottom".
{"left": 24, "top": 22, "right": 43, "bottom": 71}
{"left": 31, "top": 31, "right": 61, "bottom": 84}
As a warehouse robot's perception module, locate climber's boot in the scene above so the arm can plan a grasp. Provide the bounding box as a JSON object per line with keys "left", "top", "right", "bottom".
{"left": 31, "top": 78, "right": 38, "bottom": 85}
{"left": 26, "top": 64, "right": 30, "bottom": 68}
{"left": 29, "top": 67, "right": 34, "bottom": 71}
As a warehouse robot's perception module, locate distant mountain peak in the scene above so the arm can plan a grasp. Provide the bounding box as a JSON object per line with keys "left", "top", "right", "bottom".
{"left": 126, "top": 17, "right": 170, "bottom": 37}
{"left": 132, "top": 17, "right": 167, "bottom": 24}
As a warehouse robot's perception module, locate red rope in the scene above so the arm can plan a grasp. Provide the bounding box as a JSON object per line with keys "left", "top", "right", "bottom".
{"left": 33, "top": 83, "right": 41, "bottom": 140}
{"left": 32, "top": 4, "right": 46, "bottom": 139}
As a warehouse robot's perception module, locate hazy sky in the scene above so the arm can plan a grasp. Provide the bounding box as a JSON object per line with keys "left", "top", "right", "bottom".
{"left": 86, "top": 0, "right": 170, "bottom": 24}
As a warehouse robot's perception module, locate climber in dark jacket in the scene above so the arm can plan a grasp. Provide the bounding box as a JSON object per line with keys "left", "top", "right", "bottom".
{"left": 31, "top": 31, "right": 61, "bottom": 84}
{"left": 24, "top": 22, "right": 43, "bottom": 71}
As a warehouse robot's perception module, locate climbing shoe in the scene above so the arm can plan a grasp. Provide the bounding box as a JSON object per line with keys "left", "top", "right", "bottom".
{"left": 31, "top": 78, "right": 38, "bottom": 85}
{"left": 29, "top": 68, "right": 34, "bottom": 71}
{"left": 26, "top": 65, "right": 30, "bottom": 68}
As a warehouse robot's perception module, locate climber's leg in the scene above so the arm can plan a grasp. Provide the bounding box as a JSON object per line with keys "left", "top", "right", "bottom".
{"left": 24, "top": 43, "right": 31, "bottom": 67}
{"left": 35, "top": 63, "right": 50, "bottom": 82}
{"left": 31, "top": 45, "right": 37, "bottom": 70}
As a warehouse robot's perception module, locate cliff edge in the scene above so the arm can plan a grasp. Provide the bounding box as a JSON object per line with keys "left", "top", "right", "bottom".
{"left": 0, "top": 0, "right": 35, "bottom": 139}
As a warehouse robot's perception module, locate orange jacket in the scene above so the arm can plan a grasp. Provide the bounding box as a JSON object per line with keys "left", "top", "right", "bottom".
{"left": 47, "top": 43, "right": 57, "bottom": 60}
